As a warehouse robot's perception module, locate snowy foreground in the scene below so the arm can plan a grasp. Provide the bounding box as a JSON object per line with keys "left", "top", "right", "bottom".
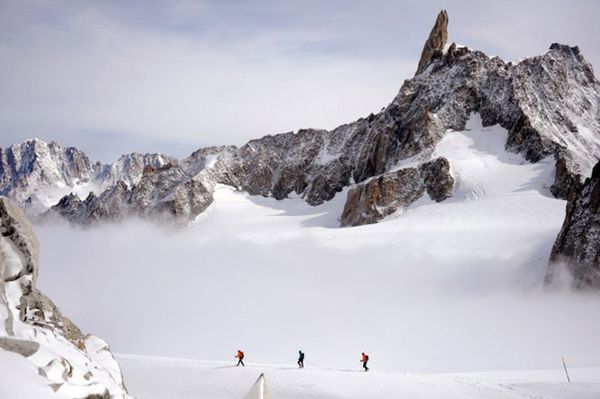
{"left": 117, "top": 354, "right": 600, "bottom": 399}
{"left": 32, "top": 115, "right": 600, "bottom": 396}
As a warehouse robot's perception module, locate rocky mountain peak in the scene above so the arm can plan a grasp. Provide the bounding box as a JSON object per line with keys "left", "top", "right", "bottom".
{"left": 2, "top": 10, "right": 600, "bottom": 236}
{"left": 416, "top": 9, "right": 449, "bottom": 75}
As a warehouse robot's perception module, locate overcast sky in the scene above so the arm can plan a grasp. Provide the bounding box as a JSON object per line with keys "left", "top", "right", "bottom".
{"left": 1, "top": 0, "right": 599, "bottom": 162}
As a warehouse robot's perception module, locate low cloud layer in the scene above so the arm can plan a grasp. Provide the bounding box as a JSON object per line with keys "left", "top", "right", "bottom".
{"left": 34, "top": 187, "right": 600, "bottom": 373}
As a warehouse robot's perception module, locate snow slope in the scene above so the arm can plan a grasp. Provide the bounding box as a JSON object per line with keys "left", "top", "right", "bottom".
{"left": 117, "top": 355, "right": 600, "bottom": 399}
{"left": 35, "top": 115, "right": 600, "bottom": 383}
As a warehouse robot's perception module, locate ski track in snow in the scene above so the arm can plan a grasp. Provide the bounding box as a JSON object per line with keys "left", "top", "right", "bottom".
{"left": 33, "top": 115, "right": 600, "bottom": 396}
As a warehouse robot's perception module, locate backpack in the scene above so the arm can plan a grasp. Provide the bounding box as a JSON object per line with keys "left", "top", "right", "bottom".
{"left": 365, "top": 355, "right": 369, "bottom": 361}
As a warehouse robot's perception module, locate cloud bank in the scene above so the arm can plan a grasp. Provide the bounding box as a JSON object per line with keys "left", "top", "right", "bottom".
{"left": 34, "top": 186, "right": 600, "bottom": 373}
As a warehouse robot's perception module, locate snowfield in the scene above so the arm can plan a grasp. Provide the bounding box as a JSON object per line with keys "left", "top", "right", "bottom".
{"left": 33, "top": 115, "right": 600, "bottom": 397}
{"left": 116, "top": 355, "right": 600, "bottom": 399}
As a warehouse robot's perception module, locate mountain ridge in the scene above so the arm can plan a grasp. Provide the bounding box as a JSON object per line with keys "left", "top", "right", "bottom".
{"left": 1, "top": 11, "right": 600, "bottom": 287}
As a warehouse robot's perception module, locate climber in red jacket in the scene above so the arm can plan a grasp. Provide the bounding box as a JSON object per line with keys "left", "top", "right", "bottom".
{"left": 236, "top": 350, "right": 245, "bottom": 367}
{"left": 361, "top": 352, "right": 369, "bottom": 371}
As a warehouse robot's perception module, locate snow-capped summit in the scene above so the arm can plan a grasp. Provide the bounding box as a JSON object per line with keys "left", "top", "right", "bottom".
{"left": 42, "top": 11, "right": 600, "bottom": 229}
{"left": 0, "top": 138, "right": 177, "bottom": 216}
{"left": 0, "top": 138, "right": 96, "bottom": 204}
{"left": 2, "top": 11, "right": 600, "bottom": 285}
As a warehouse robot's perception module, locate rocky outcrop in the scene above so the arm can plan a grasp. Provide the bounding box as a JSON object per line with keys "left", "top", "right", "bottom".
{"left": 95, "top": 152, "right": 177, "bottom": 190}
{"left": 0, "top": 336, "right": 40, "bottom": 357}
{"left": 416, "top": 10, "right": 449, "bottom": 75}
{"left": 547, "top": 161, "right": 600, "bottom": 288}
{"left": 340, "top": 157, "right": 454, "bottom": 227}
{"left": 0, "top": 196, "right": 132, "bottom": 397}
{"left": 420, "top": 158, "right": 454, "bottom": 202}
{"left": 130, "top": 162, "right": 213, "bottom": 224}
{"left": 50, "top": 163, "right": 214, "bottom": 227}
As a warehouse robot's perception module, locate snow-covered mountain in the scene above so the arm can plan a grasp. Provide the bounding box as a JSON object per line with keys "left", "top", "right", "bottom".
{"left": 40, "top": 10, "right": 600, "bottom": 228}
{"left": 0, "top": 139, "right": 96, "bottom": 205}
{"left": 0, "top": 138, "right": 174, "bottom": 217}
{"left": 2, "top": 10, "right": 600, "bottom": 285}
{"left": 0, "top": 197, "right": 131, "bottom": 398}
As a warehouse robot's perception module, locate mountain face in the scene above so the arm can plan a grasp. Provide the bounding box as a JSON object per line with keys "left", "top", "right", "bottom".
{"left": 40, "top": 11, "right": 599, "bottom": 228}
{"left": 1, "top": 11, "right": 599, "bottom": 232}
{"left": 0, "top": 139, "right": 96, "bottom": 203}
{"left": 0, "top": 197, "right": 131, "bottom": 398}
{"left": 0, "top": 138, "right": 174, "bottom": 218}
{"left": 50, "top": 161, "right": 213, "bottom": 227}
{"left": 340, "top": 157, "right": 453, "bottom": 227}
{"left": 548, "top": 161, "right": 600, "bottom": 288}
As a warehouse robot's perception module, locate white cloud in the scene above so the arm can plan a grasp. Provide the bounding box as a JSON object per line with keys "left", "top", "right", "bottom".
{"left": 34, "top": 186, "right": 600, "bottom": 373}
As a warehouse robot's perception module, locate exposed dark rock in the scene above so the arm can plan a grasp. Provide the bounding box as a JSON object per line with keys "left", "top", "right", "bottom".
{"left": 82, "top": 392, "right": 111, "bottom": 399}
{"left": 49, "top": 162, "right": 214, "bottom": 227}
{"left": 340, "top": 168, "right": 425, "bottom": 227}
{"left": 551, "top": 154, "right": 580, "bottom": 199}
{"left": 420, "top": 158, "right": 454, "bottom": 202}
{"left": 0, "top": 337, "right": 40, "bottom": 357}
{"left": 416, "top": 10, "right": 449, "bottom": 75}
{"left": 548, "top": 161, "right": 600, "bottom": 288}
{"left": 130, "top": 163, "right": 213, "bottom": 225}
{"left": 340, "top": 157, "right": 454, "bottom": 227}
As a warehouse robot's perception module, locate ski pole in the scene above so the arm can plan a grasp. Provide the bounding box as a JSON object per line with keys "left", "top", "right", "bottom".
{"left": 561, "top": 357, "right": 571, "bottom": 383}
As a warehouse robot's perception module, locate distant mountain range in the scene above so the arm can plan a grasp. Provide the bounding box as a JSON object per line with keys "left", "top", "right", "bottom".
{"left": 1, "top": 10, "right": 600, "bottom": 288}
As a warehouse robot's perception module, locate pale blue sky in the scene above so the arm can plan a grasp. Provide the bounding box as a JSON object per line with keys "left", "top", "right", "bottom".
{"left": 1, "top": 0, "right": 599, "bottom": 161}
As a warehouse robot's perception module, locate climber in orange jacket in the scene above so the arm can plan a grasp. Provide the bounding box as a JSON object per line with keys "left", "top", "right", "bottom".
{"left": 236, "top": 350, "right": 245, "bottom": 367}
{"left": 361, "top": 352, "right": 369, "bottom": 371}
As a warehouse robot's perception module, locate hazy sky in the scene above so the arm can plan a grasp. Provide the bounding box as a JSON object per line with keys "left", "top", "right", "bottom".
{"left": 1, "top": 0, "right": 599, "bottom": 162}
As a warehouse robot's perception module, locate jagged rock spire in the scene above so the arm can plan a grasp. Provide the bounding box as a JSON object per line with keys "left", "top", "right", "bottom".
{"left": 415, "top": 10, "right": 449, "bottom": 75}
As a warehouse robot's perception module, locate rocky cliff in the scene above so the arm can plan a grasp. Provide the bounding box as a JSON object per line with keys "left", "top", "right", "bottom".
{"left": 2, "top": 10, "right": 600, "bottom": 229}
{"left": 416, "top": 9, "right": 448, "bottom": 75}
{"left": 0, "top": 139, "right": 96, "bottom": 205}
{"left": 340, "top": 157, "right": 453, "bottom": 226}
{"left": 548, "top": 161, "right": 600, "bottom": 288}
{"left": 49, "top": 161, "right": 213, "bottom": 227}
{"left": 0, "top": 196, "right": 132, "bottom": 398}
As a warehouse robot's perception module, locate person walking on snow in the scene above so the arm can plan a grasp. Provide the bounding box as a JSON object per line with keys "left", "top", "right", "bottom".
{"left": 361, "top": 352, "right": 369, "bottom": 371}
{"left": 297, "top": 350, "right": 305, "bottom": 368}
{"left": 235, "top": 350, "right": 245, "bottom": 367}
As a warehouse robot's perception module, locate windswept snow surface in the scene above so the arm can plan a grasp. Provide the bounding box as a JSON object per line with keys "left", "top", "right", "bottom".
{"left": 116, "top": 355, "right": 600, "bottom": 399}
{"left": 35, "top": 115, "right": 600, "bottom": 393}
